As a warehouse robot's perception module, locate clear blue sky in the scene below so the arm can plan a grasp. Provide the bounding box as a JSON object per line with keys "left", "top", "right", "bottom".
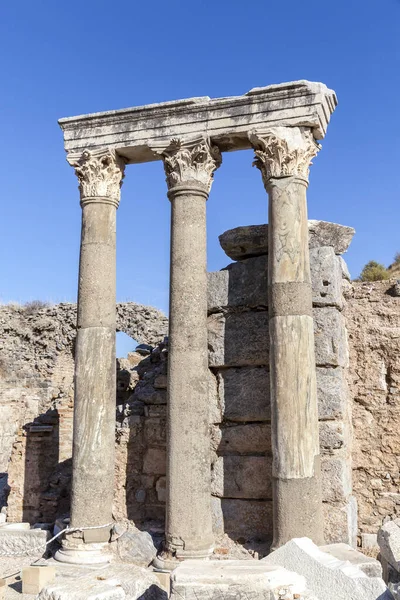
{"left": 1, "top": 0, "right": 399, "bottom": 315}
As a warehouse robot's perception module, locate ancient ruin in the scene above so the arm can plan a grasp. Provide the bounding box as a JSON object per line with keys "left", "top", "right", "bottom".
{"left": 0, "top": 80, "right": 399, "bottom": 599}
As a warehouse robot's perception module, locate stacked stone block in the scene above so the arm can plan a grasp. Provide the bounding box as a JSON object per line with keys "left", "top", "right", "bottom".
{"left": 207, "top": 220, "right": 356, "bottom": 545}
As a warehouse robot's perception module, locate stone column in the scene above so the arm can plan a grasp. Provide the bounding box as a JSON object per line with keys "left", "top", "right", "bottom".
{"left": 151, "top": 138, "right": 221, "bottom": 568}
{"left": 249, "top": 127, "right": 324, "bottom": 548}
{"left": 55, "top": 148, "right": 125, "bottom": 564}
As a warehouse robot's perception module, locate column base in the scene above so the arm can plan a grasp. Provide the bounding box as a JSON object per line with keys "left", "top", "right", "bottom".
{"left": 54, "top": 542, "right": 112, "bottom": 565}
{"left": 272, "top": 471, "right": 324, "bottom": 550}
{"left": 153, "top": 546, "right": 214, "bottom": 572}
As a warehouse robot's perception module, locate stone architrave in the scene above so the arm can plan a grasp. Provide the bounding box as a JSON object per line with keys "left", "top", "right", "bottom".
{"left": 55, "top": 148, "right": 125, "bottom": 565}
{"left": 249, "top": 126, "right": 324, "bottom": 548}
{"left": 150, "top": 137, "right": 221, "bottom": 568}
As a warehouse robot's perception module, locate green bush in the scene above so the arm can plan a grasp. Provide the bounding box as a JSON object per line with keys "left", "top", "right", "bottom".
{"left": 393, "top": 252, "right": 400, "bottom": 265}
{"left": 359, "top": 261, "right": 390, "bottom": 282}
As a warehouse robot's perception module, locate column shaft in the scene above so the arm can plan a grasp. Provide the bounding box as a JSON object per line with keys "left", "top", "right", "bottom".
{"left": 166, "top": 184, "right": 213, "bottom": 556}
{"left": 55, "top": 148, "right": 124, "bottom": 565}
{"left": 268, "top": 177, "right": 323, "bottom": 548}
{"left": 71, "top": 201, "right": 117, "bottom": 532}
{"left": 249, "top": 127, "right": 324, "bottom": 548}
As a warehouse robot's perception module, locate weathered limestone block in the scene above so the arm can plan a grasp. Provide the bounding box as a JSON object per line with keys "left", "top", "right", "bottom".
{"left": 216, "top": 367, "right": 270, "bottom": 422}
{"left": 207, "top": 256, "right": 267, "bottom": 311}
{"left": 116, "top": 528, "right": 157, "bottom": 566}
{"left": 316, "top": 367, "right": 348, "bottom": 420}
{"left": 0, "top": 528, "right": 49, "bottom": 556}
{"left": 310, "top": 246, "right": 343, "bottom": 308}
{"left": 132, "top": 381, "right": 167, "bottom": 404}
{"left": 22, "top": 566, "right": 56, "bottom": 595}
{"left": 39, "top": 563, "right": 165, "bottom": 599}
{"left": 218, "top": 221, "right": 354, "bottom": 261}
{"left": 320, "top": 542, "right": 382, "bottom": 578}
{"left": 215, "top": 423, "right": 271, "bottom": 454}
{"left": 308, "top": 220, "right": 355, "bottom": 254}
{"left": 211, "top": 496, "right": 272, "bottom": 540}
{"left": 313, "top": 308, "right": 348, "bottom": 367}
{"left": 144, "top": 418, "right": 166, "bottom": 446}
{"left": 170, "top": 560, "right": 307, "bottom": 600}
{"left": 319, "top": 421, "right": 348, "bottom": 452}
{"left": 378, "top": 519, "right": 400, "bottom": 571}
{"left": 323, "top": 496, "right": 357, "bottom": 546}
{"left": 211, "top": 455, "right": 272, "bottom": 499}
{"left": 262, "top": 537, "right": 391, "bottom": 600}
{"left": 208, "top": 312, "right": 268, "bottom": 367}
{"left": 321, "top": 457, "right": 352, "bottom": 503}
{"left": 143, "top": 448, "right": 166, "bottom": 475}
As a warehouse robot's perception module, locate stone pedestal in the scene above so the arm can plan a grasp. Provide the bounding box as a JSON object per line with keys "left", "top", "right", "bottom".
{"left": 55, "top": 148, "right": 125, "bottom": 564}
{"left": 250, "top": 127, "right": 324, "bottom": 548}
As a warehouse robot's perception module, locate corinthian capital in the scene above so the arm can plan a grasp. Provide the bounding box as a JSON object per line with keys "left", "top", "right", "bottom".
{"left": 248, "top": 127, "right": 320, "bottom": 187}
{"left": 67, "top": 148, "right": 126, "bottom": 207}
{"left": 150, "top": 137, "right": 222, "bottom": 194}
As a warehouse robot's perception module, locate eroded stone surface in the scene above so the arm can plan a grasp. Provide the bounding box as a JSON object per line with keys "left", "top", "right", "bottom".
{"left": 38, "top": 563, "right": 165, "bottom": 600}
{"left": 116, "top": 528, "right": 157, "bottom": 567}
{"left": 262, "top": 537, "right": 391, "bottom": 600}
{"left": 218, "top": 220, "right": 354, "bottom": 261}
{"left": 170, "top": 559, "right": 307, "bottom": 600}
{"left": 320, "top": 542, "right": 382, "bottom": 578}
{"left": 0, "top": 528, "right": 49, "bottom": 557}
{"left": 378, "top": 519, "right": 400, "bottom": 571}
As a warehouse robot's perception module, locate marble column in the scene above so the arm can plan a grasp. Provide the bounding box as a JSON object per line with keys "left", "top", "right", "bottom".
{"left": 55, "top": 148, "right": 125, "bottom": 564}
{"left": 151, "top": 138, "right": 221, "bottom": 568}
{"left": 249, "top": 127, "right": 324, "bottom": 548}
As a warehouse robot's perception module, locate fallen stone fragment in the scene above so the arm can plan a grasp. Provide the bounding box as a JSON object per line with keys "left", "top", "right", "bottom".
{"left": 0, "top": 527, "right": 49, "bottom": 557}
{"left": 39, "top": 563, "right": 165, "bottom": 599}
{"left": 170, "top": 559, "right": 307, "bottom": 600}
{"left": 320, "top": 542, "right": 382, "bottom": 578}
{"left": 378, "top": 519, "right": 400, "bottom": 572}
{"left": 262, "top": 537, "right": 392, "bottom": 600}
{"left": 116, "top": 528, "right": 157, "bottom": 567}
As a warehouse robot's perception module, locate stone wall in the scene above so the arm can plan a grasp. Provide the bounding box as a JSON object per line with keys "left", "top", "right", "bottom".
{"left": 206, "top": 221, "right": 355, "bottom": 546}
{"left": 0, "top": 302, "right": 167, "bottom": 523}
{"left": 345, "top": 281, "right": 400, "bottom": 542}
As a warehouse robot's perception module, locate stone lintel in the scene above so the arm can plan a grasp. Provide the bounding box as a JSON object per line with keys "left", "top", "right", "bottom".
{"left": 59, "top": 81, "right": 337, "bottom": 162}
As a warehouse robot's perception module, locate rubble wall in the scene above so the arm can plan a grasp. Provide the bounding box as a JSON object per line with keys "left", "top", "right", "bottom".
{"left": 345, "top": 281, "right": 400, "bottom": 540}
{"left": 0, "top": 302, "right": 167, "bottom": 523}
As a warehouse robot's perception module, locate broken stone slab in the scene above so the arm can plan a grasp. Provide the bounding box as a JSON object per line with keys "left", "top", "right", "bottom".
{"left": 218, "top": 220, "right": 355, "bottom": 261}
{"left": 116, "top": 528, "right": 158, "bottom": 567}
{"left": 378, "top": 519, "right": 400, "bottom": 572}
{"left": 262, "top": 537, "right": 392, "bottom": 600}
{"left": 170, "top": 559, "right": 307, "bottom": 600}
{"left": 0, "top": 527, "right": 49, "bottom": 556}
{"left": 320, "top": 542, "right": 383, "bottom": 578}
{"left": 39, "top": 563, "right": 166, "bottom": 599}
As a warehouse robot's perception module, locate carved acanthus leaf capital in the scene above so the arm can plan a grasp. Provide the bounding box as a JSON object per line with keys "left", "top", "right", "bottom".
{"left": 67, "top": 148, "right": 126, "bottom": 206}
{"left": 150, "top": 137, "right": 222, "bottom": 194}
{"left": 248, "top": 127, "right": 321, "bottom": 186}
